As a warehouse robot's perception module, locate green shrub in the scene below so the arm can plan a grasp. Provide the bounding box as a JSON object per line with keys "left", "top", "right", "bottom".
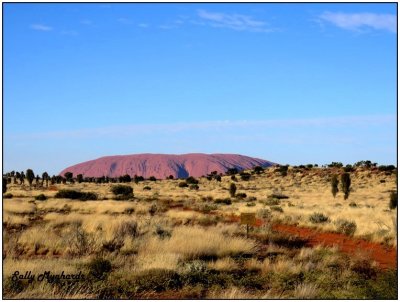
{"left": 54, "top": 189, "right": 97, "bottom": 201}
{"left": 186, "top": 176, "right": 199, "bottom": 185}
{"left": 123, "top": 207, "right": 135, "bottom": 215}
{"left": 309, "top": 212, "right": 329, "bottom": 223}
{"left": 155, "top": 225, "right": 172, "bottom": 239}
{"left": 389, "top": 191, "right": 397, "bottom": 209}
{"left": 214, "top": 198, "right": 232, "bottom": 205}
{"left": 240, "top": 172, "right": 251, "bottom": 181}
{"left": 178, "top": 182, "right": 188, "bottom": 188}
{"left": 35, "top": 194, "right": 47, "bottom": 201}
{"left": 257, "top": 208, "right": 271, "bottom": 219}
{"left": 111, "top": 185, "right": 133, "bottom": 196}
{"left": 269, "top": 193, "right": 289, "bottom": 199}
{"left": 199, "top": 204, "right": 218, "bottom": 213}
{"left": 265, "top": 198, "right": 280, "bottom": 206}
{"left": 149, "top": 204, "right": 157, "bottom": 216}
{"left": 229, "top": 183, "right": 237, "bottom": 197}
{"left": 189, "top": 184, "right": 199, "bottom": 190}
{"left": 331, "top": 174, "right": 339, "bottom": 198}
{"left": 133, "top": 269, "right": 182, "bottom": 292}
{"left": 116, "top": 221, "right": 138, "bottom": 238}
{"left": 335, "top": 219, "right": 357, "bottom": 236}
{"left": 246, "top": 202, "right": 256, "bottom": 207}
{"left": 235, "top": 193, "right": 247, "bottom": 199}
{"left": 88, "top": 258, "right": 112, "bottom": 280}
{"left": 341, "top": 173, "right": 351, "bottom": 200}
{"left": 80, "top": 192, "right": 98, "bottom": 201}
{"left": 270, "top": 206, "right": 284, "bottom": 213}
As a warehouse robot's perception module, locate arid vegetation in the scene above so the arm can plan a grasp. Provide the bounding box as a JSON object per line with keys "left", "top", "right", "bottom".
{"left": 2, "top": 163, "right": 397, "bottom": 299}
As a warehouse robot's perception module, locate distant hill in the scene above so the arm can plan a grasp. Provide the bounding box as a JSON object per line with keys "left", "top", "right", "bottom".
{"left": 59, "top": 153, "right": 275, "bottom": 179}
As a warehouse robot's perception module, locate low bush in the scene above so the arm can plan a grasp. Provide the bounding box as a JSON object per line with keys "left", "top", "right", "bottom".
{"left": 270, "top": 206, "right": 284, "bottom": 213}
{"left": 269, "top": 193, "right": 289, "bottom": 199}
{"left": 265, "top": 198, "right": 280, "bottom": 206}
{"left": 111, "top": 185, "right": 133, "bottom": 196}
{"left": 186, "top": 176, "right": 199, "bottom": 185}
{"left": 178, "top": 182, "right": 189, "bottom": 188}
{"left": 257, "top": 208, "right": 271, "bottom": 219}
{"left": 116, "top": 221, "right": 138, "bottom": 238}
{"left": 143, "top": 186, "right": 151, "bottom": 191}
{"left": 309, "top": 212, "right": 329, "bottom": 223}
{"left": 155, "top": 225, "right": 172, "bottom": 239}
{"left": 54, "top": 189, "right": 98, "bottom": 201}
{"left": 88, "top": 258, "right": 112, "bottom": 280}
{"left": 214, "top": 198, "right": 232, "bottom": 205}
{"left": 240, "top": 173, "right": 251, "bottom": 181}
{"left": 189, "top": 184, "right": 199, "bottom": 190}
{"left": 199, "top": 204, "right": 218, "bottom": 213}
{"left": 133, "top": 269, "right": 182, "bottom": 292}
{"left": 389, "top": 191, "right": 397, "bottom": 209}
{"left": 3, "top": 193, "right": 13, "bottom": 199}
{"left": 149, "top": 204, "right": 157, "bottom": 216}
{"left": 235, "top": 193, "right": 247, "bottom": 199}
{"left": 35, "top": 194, "right": 47, "bottom": 201}
{"left": 335, "top": 219, "right": 357, "bottom": 236}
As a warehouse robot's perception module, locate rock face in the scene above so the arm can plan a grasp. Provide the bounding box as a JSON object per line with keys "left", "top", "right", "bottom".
{"left": 59, "top": 153, "right": 275, "bottom": 179}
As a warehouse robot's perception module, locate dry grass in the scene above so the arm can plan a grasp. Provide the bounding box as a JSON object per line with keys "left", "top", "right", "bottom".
{"left": 141, "top": 225, "right": 257, "bottom": 259}
{"left": 2, "top": 167, "right": 397, "bottom": 299}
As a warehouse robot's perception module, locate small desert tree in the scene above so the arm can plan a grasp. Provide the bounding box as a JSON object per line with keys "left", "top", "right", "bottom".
{"left": 229, "top": 183, "right": 237, "bottom": 197}
{"left": 14, "top": 171, "right": 19, "bottom": 184}
{"left": 389, "top": 191, "right": 397, "bottom": 210}
{"left": 340, "top": 172, "right": 351, "bottom": 200}
{"left": 77, "top": 174, "right": 83, "bottom": 183}
{"left": 26, "top": 169, "right": 35, "bottom": 188}
{"left": 3, "top": 177, "right": 7, "bottom": 193}
{"left": 19, "top": 171, "right": 25, "bottom": 185}
{"left": 331, "top": 174, "right": 339, "bottom": 198}
{"left": 64, "top": 172, "right": 73, "bottom": 183}
{"left": 42, "top": 172, "right": 49, "bottom": 187}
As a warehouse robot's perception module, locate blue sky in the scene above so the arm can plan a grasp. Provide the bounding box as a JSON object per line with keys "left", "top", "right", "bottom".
{"left": 4, "top": 3, "right": 397, "bottom": 175}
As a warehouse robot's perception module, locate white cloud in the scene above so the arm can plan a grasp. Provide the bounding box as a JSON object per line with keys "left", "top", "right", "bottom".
{"left": 319, "top": 12, "right": 396, "bottom": 33}
{"left": 30, "top": 24, "right": 53, "bottom": 31}
{"left": 138, "top": 23, "right": 149, "bottom": 28}
{"left": 197, "top": 9, "right": 273, "bottom": 32}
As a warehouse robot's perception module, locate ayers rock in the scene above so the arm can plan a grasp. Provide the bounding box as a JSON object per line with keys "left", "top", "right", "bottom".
{"left": 60, "top": 153, "right": 275, "bottom": 179}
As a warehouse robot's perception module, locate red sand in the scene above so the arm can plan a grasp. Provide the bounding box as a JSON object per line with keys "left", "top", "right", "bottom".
{"left": 272, "top": 224, "right": 397, "bottom": 269}
{"left": 201, "top": 210, "right": 396, "bottom": 269}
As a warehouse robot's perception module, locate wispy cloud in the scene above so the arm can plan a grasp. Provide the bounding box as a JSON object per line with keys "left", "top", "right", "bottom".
{"left": 319, "top": 12, "right": 396, "bottom": 33}
{"left": 197, "top": 9, "right": 274, "bottom": 32}
{"left": 60, "top": 30, "right": 78, "bottom": 36}
{"left": 30, "top": 24, "right": 53, "bottom": 31}
{"left": 9, "top": 115, "right": 395, "bottom": 140}
{"left": 159, "top": 24, "right": 178, "bottom": 30}
{"left": 138, "top": 23, "right": 149, "bottom": 28}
